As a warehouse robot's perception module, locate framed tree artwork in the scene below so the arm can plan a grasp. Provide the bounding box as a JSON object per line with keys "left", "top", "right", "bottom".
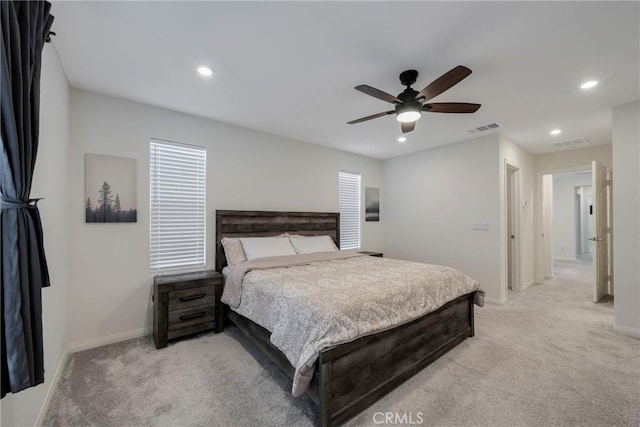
{"left": 84, "top": 154, "right": 137, "bottom": 223}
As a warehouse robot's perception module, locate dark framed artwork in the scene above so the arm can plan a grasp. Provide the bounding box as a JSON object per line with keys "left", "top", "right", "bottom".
{"left": 84, "top": 153, "right": 137, "bottom": 223}
{"left": 365, "top": 187, "right": 380, "bottom": 222}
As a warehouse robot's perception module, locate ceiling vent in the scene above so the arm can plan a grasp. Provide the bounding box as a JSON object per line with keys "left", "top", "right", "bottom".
{"left": 467, "top": 122, "right": 501, "bottom": 134}
{"left": 550, "top": 137, "right": 589, "bottom": 150}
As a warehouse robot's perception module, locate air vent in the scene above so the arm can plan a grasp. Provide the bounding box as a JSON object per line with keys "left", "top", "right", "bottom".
{"left": 550, "top": 137, "right": 590, "bottom": 150}
{"left": 467, "top": 123, "right": 501, "bottom": 134}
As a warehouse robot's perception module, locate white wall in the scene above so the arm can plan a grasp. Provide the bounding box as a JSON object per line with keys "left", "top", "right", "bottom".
{"left": 535, "top": 144, "right": 612, "bottom": 171}
{"left": 383, "top": 134, "right": 503, "bottom": 302}
{"left": 0, "top": 45, "right": 70, "bottom": 427}
{"left": 66, "top": 89, "right": 384, "bottom": 348}
{"left": 499, "top": 135, "right": 535, "bottom": 294}
{"left": 552, "top": 174, "right": 592, "bottom": 261}
{"left": 612, "top": 100, "right": 640, "bottom": 337}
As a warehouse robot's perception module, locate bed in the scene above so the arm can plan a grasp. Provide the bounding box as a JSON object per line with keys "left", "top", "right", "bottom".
{"left": 216, "top": 210, "right": 482, "bottom": 427}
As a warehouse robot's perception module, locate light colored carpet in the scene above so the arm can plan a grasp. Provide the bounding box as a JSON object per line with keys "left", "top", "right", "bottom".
{"left": 554, "top": 256, "right": 593, "bottom": 284}
{"left": 43, "top": 274, "right": 639, "bottom": 427}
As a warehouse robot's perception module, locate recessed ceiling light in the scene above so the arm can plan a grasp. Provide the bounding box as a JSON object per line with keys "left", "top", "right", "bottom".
{"left": 580, "top": 80, "right": 598, "bottom": 89}
{"left": 197, "top": 66, "right": 213, "bottom": 77}
{"left": 398, "top": 137, "right": 407, "bottom": 143}
{"left": 550, "top": 129, "right": 562, "bottom": 135}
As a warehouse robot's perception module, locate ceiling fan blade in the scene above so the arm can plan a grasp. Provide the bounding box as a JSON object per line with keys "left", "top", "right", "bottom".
{"left": 347, "top": 110, "right": 395, "bottom": 124}
{"left": 423, "top": 102, "right": 481, "bottom": 113}
{"left": 416, "top": 66, "right": 472, "bottom": 102}
{"left": 355, "top": 85, "right": 401, "bottom": 104}
{"left": 401, "top": 121, "right": 415, "bottom": 133}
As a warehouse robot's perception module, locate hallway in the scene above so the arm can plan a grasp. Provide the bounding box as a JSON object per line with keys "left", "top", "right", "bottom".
{"left": 554, "top": 254, "right": 593, "bottom": 284}
{"left": 553, "top": 253, "right": 613, "bottom": 305}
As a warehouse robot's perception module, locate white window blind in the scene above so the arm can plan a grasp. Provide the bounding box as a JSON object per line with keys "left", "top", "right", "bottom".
{"left": 339, "top": 170, "right": 361, "bottom": 250}
{"left": 150, "top": 139, "right": 206, "bottom": 271}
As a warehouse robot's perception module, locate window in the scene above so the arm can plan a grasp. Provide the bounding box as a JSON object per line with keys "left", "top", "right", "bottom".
{"left": 150, "top": 139, "right": 206, "bottom": 271}
{"left": 338, "top": 170, "right": 361, "bottom": 250}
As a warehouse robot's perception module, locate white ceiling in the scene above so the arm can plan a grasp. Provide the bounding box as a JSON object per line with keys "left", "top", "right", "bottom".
{"left": 51, "top": 1, "right": 639, "bottom": 159}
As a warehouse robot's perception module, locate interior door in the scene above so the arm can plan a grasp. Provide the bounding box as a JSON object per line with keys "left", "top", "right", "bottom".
{"left": 506, "top": 165, "right": 519, "bottom": 291}
{"left": 591, "top": 161, "right": 608, "bottom": 302}
{"left": 507, "top": 167, "right": 514, "bottom": 290}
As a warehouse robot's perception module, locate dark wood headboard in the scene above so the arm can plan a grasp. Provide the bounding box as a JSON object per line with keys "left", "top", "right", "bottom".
{"left": 215, "top": 210, "right": 340, "bottom": 272}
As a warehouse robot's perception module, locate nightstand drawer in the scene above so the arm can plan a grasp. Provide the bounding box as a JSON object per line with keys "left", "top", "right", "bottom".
{"left": 168, "top": 305, "right": 216, "bottom": 330}
{"left": 168, "top": 286, "right": 216, "bottom": 311}
{"left": 168, "top": 322, "right": 216, "bottom": 340}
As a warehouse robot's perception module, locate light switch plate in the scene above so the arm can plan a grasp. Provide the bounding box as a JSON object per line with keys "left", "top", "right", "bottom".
{"left": 473, "top": 222, "right": 490, "bottom": 231}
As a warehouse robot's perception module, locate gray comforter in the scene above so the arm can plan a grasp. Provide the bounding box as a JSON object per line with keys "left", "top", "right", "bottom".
{"left": 222, "top": 252, "right": 484, "bottom": 396}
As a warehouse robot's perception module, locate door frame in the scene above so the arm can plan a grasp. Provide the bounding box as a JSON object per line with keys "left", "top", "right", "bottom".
{"left": 534, "top": 164, "right": 591, "bottom": 283}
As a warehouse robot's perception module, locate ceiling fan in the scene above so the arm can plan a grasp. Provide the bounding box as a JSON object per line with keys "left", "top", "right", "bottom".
{"left": 347, "top": 66, "right": 481, "bottom": 134}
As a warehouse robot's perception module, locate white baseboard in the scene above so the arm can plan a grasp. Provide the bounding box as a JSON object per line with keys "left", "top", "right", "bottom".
{"left": 613, "top": 323, "right": 640, "bottom": 339}
{"left": 484, "top": 296, "right": 508, "bottom": 306}
{"left": 521, "top": 280, "right": 537, "bottom": 291}
{"left": 544, "top": 275, "right": 554, "bottom": 280}
{"left": 68, "top": 327, "right": 151, "bottom": 353}
{"left": 35, "top": 348, "right": 68, "bottom": 427}
{"left": 554, "top": 256, "right": 577, "bottom": 262}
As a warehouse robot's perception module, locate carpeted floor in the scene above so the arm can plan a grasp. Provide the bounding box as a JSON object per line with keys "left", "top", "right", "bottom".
{"left": 554, "top": 255, "right": 593, "bottom": 284}
{"left": 44, "top": 270, "right": 639, "bottom": 427}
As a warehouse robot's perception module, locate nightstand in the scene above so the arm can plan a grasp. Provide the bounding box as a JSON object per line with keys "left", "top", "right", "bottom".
{"left": 358, "top": 251, "right": 383, "bottom": 258}
{"left": 153, "top": 270, "right": 223, "bottom": 349}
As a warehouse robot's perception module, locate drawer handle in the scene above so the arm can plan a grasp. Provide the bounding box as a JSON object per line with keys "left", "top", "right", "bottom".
{"left": 180, "top": 312, "right": 206, "bottom": 321}
{"left": 180, "top": 293, "right": 206, "bottom": 302}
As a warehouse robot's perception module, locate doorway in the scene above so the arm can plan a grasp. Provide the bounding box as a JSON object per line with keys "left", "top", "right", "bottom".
{"left": 538, "top": 163, "right": 612, "bottom": 303}
{"left": 551, "top": 171, "right": 593, "bottom": 282}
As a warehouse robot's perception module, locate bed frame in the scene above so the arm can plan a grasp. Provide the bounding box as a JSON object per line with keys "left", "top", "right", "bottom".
{"left": 216, "top": 210, "right": 477, "bottom": 427}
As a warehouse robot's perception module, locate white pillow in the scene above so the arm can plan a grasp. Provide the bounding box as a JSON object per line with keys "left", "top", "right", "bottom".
{"left": 289, "top": 235, "right": 338, "bottom": 254}
{"left": 221, "top": 237, "right": 248, "bottom": 267}
{"left": 240, "top": 237, "right": 297, "bottom": 260}
{"left": 221, "top": 234, "right": 288, "bottom": 267}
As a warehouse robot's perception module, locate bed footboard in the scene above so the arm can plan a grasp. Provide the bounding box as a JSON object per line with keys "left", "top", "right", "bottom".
{"left": 225, "top": 292, "right": 475, "bottom": 427}
{"left": 317, "top": 293, "right": 475, "bottom": 427}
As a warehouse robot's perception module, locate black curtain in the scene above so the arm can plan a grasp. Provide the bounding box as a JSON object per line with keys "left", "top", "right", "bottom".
{"left": 1, "top": 1, "right": 54, "bottom": 398}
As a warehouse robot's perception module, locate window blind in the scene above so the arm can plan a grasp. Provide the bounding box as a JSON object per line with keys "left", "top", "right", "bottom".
{"left": 150, "top": 139, "right": 206, "bottom": 271}
{"left": 339, "top": 170, "right": 361, "bottom": 250}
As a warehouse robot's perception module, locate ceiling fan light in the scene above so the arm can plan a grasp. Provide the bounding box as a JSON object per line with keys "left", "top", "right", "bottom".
{"left": 397, "top": 110, "right": 421, "bottom": 123}
{"left": 396, "top": 103, "right": 422, "bottom": 123}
